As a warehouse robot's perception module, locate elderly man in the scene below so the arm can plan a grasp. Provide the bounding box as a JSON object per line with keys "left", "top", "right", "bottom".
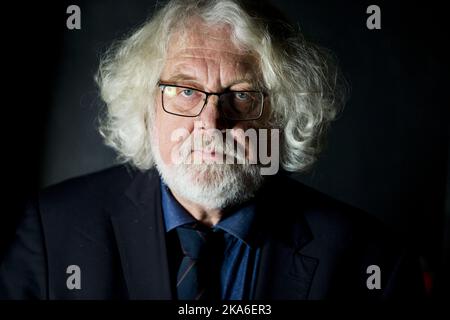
{"left": 0, "top": 0, "right": 424, "bottom": 300}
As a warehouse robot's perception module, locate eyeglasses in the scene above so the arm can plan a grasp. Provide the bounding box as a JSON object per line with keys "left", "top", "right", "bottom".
{"left": 158, "top": 82, "right": 265, "bottom": 121}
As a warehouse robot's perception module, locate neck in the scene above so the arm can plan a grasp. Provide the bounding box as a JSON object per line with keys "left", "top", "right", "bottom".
{"left": 169, "top": 189, "right": 223, "bottom": 227}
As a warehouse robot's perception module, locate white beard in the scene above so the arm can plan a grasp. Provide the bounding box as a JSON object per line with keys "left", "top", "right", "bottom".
{"left": 151, "top": 132, "right": 265, "bottom": 210}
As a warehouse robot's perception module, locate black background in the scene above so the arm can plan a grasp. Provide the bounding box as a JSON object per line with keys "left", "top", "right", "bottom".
{"left": 1, "top": 0, "right": 448, "bottom": 299}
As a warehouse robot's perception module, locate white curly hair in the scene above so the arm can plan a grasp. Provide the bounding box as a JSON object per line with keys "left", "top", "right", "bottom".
{"left": 96, "top": 0, "right": 347, "bottom": 172}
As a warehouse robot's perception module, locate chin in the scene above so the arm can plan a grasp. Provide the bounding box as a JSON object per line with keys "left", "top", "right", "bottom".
{"left": 152, "top": 142, "right": 265, "bottom": 210}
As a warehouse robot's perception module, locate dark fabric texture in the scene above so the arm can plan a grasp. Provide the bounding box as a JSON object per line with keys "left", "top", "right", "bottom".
{"left": 0, "top": 165, "right": 425, "bottom": 300}
{"left": 176, "top": 225, "right": 224, "bottom": 300}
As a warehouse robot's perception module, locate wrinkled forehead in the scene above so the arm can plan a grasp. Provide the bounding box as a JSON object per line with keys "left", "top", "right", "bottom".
{"left": 166, "top": 19, "right": 257, "bottom": 63}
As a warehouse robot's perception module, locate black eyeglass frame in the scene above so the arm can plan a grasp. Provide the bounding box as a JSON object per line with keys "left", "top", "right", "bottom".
{"left": 157, "top": 82, "right": 266, "bottom": 121}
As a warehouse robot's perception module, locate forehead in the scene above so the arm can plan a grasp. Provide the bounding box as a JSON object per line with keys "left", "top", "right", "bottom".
{"left": 168, "top": 21, "right": 242, "bottom": 53}
{"left": 164, "top": 20, "right": 259, "bottom": 77}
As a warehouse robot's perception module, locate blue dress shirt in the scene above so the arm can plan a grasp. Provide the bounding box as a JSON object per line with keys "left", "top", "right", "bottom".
{"left": 160, "top": 182, "right": 260, "bottom": 300}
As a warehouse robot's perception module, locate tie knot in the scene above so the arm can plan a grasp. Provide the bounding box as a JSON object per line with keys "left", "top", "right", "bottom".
{"left": 176, "top": 224, "right": 224, "bottom": 260}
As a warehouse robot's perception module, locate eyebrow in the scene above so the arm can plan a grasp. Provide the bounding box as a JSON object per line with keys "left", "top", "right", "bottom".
{"left": 164, "top": 73, "right": 197, "bottom": 83}
{"left": 162, "top": 73, "right": 260, "bottom": 89}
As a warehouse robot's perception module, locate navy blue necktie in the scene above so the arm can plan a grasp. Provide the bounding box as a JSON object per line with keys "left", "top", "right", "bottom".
{"left": 176, "top": 224, "right": 225, "bottom": 300}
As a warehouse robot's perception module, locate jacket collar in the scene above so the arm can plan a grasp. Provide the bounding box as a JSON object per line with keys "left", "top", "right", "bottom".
{"left": 107, "top": 168, "right": 318, "bottom": 300}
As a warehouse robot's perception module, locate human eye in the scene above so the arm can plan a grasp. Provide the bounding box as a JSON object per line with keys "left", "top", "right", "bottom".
{"left": 234, "top": 92, "right": 251, "bottom": 101}
{"left": 180, "top": 88, "right": 195, "bottom": 97}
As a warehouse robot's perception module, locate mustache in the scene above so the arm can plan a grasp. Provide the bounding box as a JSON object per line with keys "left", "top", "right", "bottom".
{"left": 177, "top": 132, "right": 247, "bottom": 163}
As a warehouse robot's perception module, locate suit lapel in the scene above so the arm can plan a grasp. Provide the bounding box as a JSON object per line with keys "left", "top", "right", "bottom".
{"left": 108, "top": 169, "right": 172, "bottom": 299}
{"left": 253, "top": 176, "right": 319, "bottom": 300}
{"left": 106, "top": 170, "right": 318, "bottom": 300}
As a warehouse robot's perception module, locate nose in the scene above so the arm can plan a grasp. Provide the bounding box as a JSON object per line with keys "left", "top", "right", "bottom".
{"left": 198, "top": 95, "right": 228, "bottom": 130}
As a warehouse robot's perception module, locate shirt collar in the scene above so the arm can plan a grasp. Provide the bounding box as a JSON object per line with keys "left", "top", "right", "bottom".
{"left": 160, "top": 181, "right": 195, "bottom": 232}
{"left": 160, "top": 181, "right": 258, "bottom": 247}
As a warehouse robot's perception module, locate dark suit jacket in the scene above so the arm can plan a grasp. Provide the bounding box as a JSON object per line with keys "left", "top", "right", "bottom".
{"left": 0, "top": 165, "right": 424, "bottom": 299}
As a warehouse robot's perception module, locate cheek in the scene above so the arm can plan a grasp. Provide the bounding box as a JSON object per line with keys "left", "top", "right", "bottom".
{"left": 230, "top": 117, "right": 272, "bottom": 163}
{"left": 229, "top": 122, "right": 257, "bottom": 161}
{"left": 154, "top": 112, "right": 194, "bottom": 164}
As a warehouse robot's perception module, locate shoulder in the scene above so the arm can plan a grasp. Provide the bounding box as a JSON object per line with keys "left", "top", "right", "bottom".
{"left": 36, "top": 165, "right": 157, "bottom": 228}
{"left": 267, "top": 175, "right": 425, "bottom": 299}
{"left": 265, "top": 173, "right": 402, "bottom": 250}
{"left": 40, "top": 165, "right": 137, "bottom": 202}
{"left": 38, "top": 165, "right": 159, "bottom": 210}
